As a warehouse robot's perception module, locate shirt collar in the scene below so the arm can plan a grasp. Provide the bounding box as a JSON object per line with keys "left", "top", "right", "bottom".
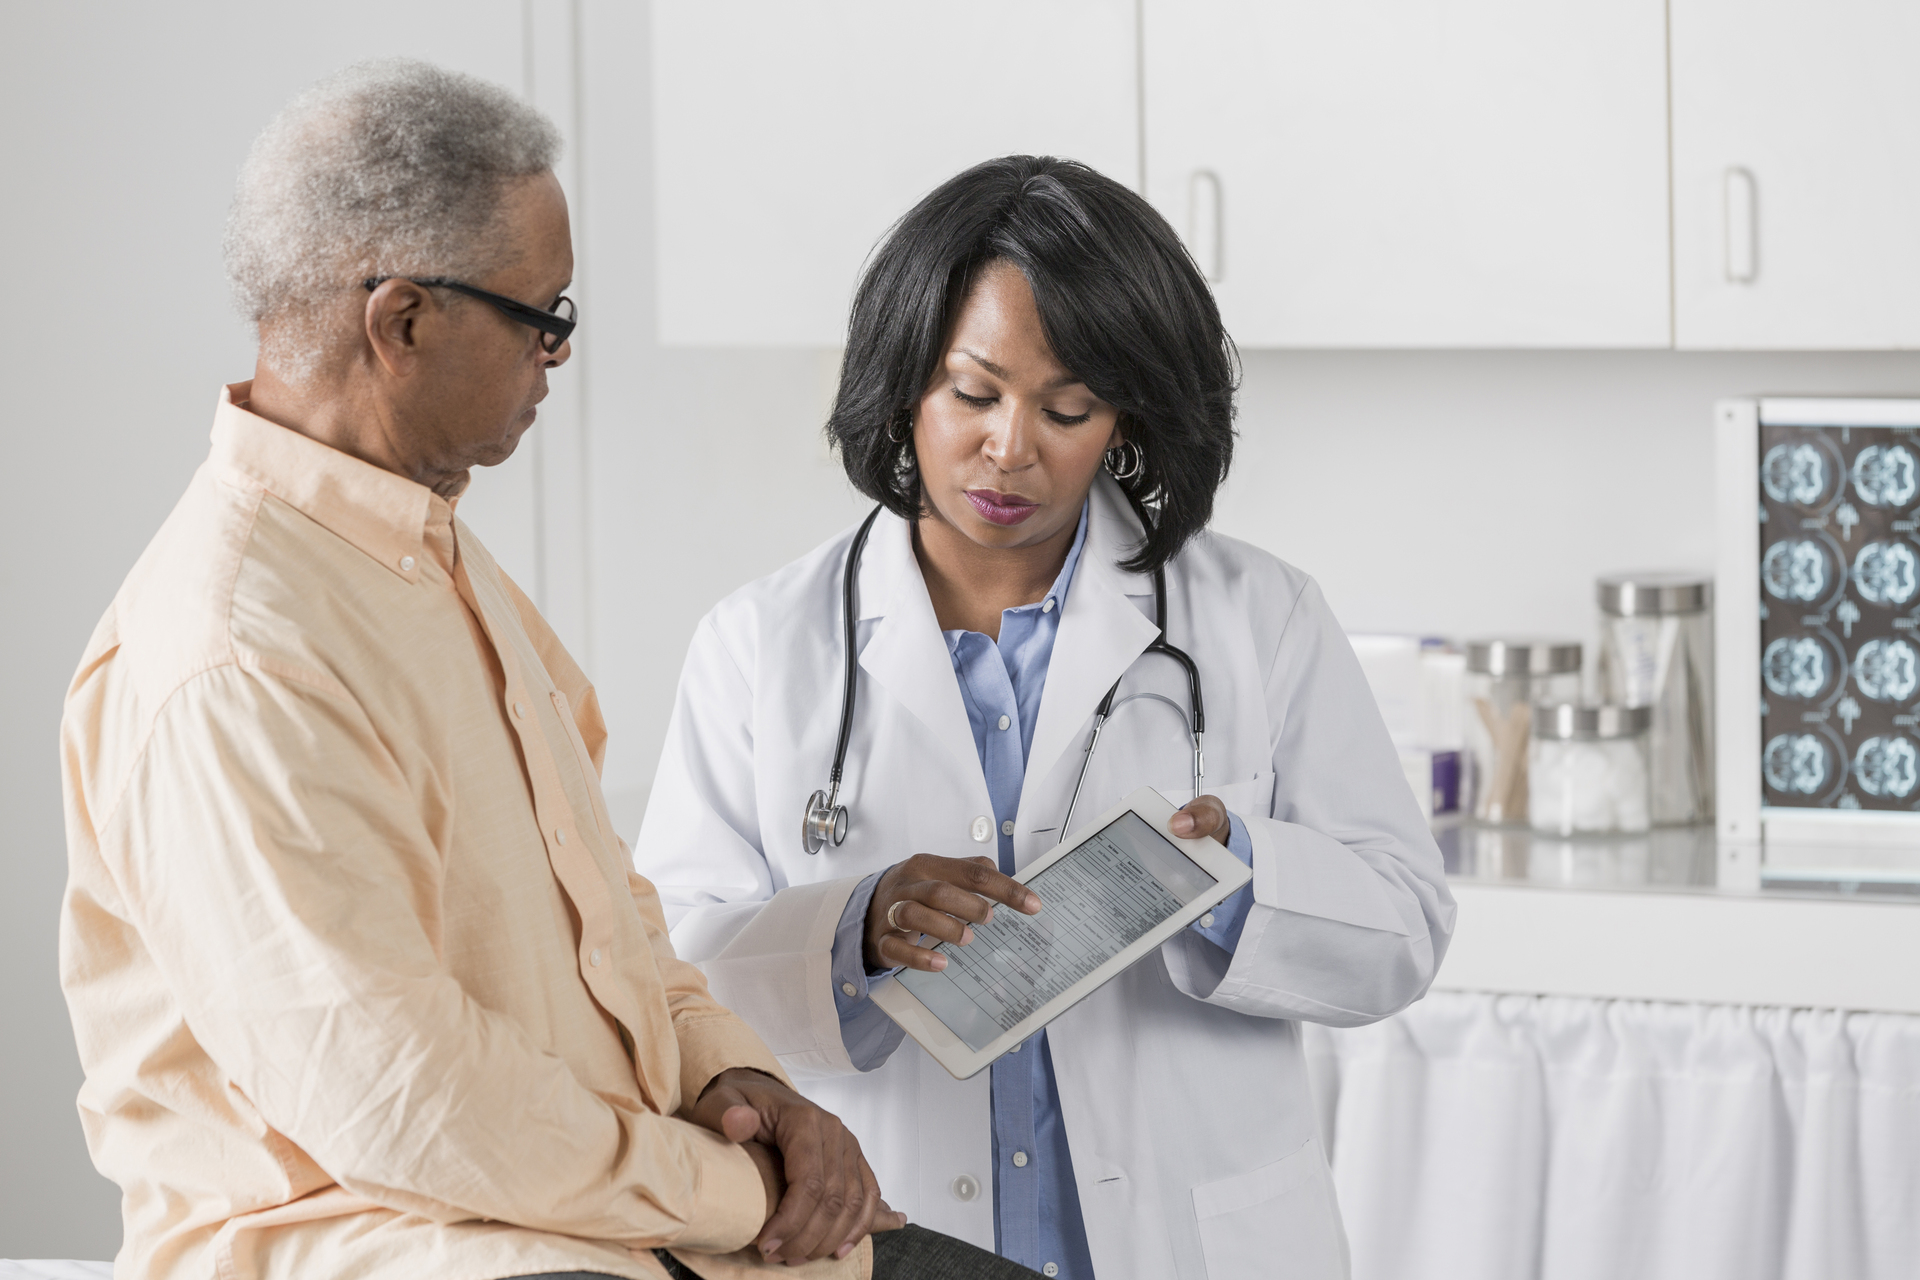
{"left": 208, "top": 381, "right": 450, "bottom": 583}
{"left": 1034, "top": 499, "right": 1090, "bottom": 617}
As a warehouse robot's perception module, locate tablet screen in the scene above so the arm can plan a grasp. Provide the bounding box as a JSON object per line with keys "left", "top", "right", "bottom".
{"left": 896, "top": 811, "right": 1219, "bottom": 1050}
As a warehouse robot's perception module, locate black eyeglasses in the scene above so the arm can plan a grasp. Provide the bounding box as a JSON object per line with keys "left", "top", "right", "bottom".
{"left": 362, "top": 275, "right": 577, "bottom": 353}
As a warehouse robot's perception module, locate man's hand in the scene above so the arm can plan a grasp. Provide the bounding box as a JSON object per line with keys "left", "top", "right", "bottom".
{"left": 865, "top": 853, "right": 1042, "bottom": 972}
{"left": 1168, "top": 794, "right": 1231, "bottom": 845}
{"left": 687, "top": 1068, "right": 905, "bottom": 1264}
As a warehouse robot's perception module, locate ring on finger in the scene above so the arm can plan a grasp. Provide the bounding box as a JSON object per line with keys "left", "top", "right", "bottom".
{"left": 886, "top": 899, "right": 911, "bottom": 932}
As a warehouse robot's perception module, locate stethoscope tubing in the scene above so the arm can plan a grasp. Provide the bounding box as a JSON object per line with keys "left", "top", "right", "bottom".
{"left": 804, "top": 503, "right": 1205, "bottom": 853}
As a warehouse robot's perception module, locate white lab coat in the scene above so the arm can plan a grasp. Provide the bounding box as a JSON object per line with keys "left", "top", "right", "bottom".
{"left": 635, "top": 475, "right": 1455, "bottom": 1280}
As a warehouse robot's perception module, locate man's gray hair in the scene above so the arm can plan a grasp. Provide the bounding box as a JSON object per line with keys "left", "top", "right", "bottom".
{"left": 225, "top": 58, "right": 562, "bottom": 383}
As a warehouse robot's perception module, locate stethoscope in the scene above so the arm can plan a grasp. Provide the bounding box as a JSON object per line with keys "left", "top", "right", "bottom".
{"left": 802, "top": 504, "right": 1207, "bottom": 854}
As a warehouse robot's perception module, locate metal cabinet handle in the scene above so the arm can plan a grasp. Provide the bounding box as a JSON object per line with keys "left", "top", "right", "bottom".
{"left": 1725, "top": 167, "right": 1758, "bottom": 284}
{"left": 1188, "top": 169, "right": 1223, "bottom": 283}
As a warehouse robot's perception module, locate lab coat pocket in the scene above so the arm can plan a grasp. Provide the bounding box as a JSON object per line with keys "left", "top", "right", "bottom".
{"left": 1156, "top": 772, "right": 1276, "bottom": 821}
{"left": 1205, "top": 772, "right": 1276, "bottom": 826}
{"left": 1191, "top": 1136, "right": 1347, "bottom": 1280}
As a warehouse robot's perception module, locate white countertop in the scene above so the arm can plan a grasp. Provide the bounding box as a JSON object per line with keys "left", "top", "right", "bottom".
{"left": 1432, "top": 823, "right": 1920, "bottom": 1014}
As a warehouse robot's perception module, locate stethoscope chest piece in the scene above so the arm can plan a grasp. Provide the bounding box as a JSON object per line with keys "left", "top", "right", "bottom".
{"left": 802, "top": 788, "right": 849, "bottom": 855}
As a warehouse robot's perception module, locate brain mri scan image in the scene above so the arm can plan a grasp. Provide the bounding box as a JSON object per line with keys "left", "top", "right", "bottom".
{"left": 1852, "top": 735, "right": 1919, "bottom": 799}
{"left": 1854, "top": 638, "right": 1920, "bottom": 703}
{"left": 1763, "top": 636, "right": 1832, "bottom": 700}
{"left": 1852, "top": 541, "right": 1919, "bottom": 606}
{"left": 1760, "top": 422, "right": 1920, "bottom": 814}
{"left": 1762, "top": 442, "right": 1829, "bottom": 506}
{"left": 1762, "top": 539, "right": 1830, "bottom": 602}
{"left": 1763, "top": 733, "right": 1831, "bottom": 795}
{"left": 1852, "top": 444, "right": 1919, "bottom": 508}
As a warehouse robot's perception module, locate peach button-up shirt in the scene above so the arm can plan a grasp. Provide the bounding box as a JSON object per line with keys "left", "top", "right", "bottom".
{"left": 59, "top": 385, "right": 783, "bottom": 1280}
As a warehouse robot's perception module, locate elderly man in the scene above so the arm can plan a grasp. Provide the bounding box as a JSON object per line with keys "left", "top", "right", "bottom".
{"left": 59, "top": 60, "right": 1035, "bottom": 1280}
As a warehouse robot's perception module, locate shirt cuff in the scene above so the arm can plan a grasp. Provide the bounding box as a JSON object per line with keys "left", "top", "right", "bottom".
{"left": 831, "top": 871, "right": 907, "bottom": 1071}
{"left": 1190, "top": 812, "right": 1256, "bottom": 955}
{"left": 667, "top": 1122, "right": 769, "bottom": 1253}
{"left": 675, "top": 1014, "right": 792, "bottom": 1108}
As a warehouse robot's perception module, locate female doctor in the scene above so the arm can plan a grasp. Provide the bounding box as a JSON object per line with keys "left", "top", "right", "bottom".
{"left": 635, "top": 156, "right": 1454, "bottom": 1280}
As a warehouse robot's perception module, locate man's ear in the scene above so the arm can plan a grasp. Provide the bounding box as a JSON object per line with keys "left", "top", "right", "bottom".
{"left": 364, "top": 278, "right": 433, "bottom": 377}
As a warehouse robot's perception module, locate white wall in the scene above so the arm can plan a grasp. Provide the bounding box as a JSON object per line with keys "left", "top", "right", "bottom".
{"left": 11, "top": 0, "right": 1920, "bottom": 1262}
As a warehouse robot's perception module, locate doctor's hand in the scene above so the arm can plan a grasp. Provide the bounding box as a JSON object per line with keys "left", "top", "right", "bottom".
{"left": 865, "top": 853, "right": 1042, "bottom": 972}
{"left": 688, "top": 1067, "right": 906, "bottom": 1263}
{"left": 1168, "top": 794, "right": 1232, "bottom": 845}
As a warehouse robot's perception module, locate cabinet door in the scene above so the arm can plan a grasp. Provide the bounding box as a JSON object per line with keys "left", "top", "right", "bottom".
{"left": 1672, "top": 1, "right": 1920, "bottom": 349}
{"left": 1142, "top": 0, "right": 1670, "bottom": 348}
{"left": 652, "top": 1, "right": 1138, "bottom": 347}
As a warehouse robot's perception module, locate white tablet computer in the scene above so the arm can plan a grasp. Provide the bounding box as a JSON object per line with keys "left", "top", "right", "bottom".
{"left": 868, "top": 787, "right": 1253, "bottom": 1080}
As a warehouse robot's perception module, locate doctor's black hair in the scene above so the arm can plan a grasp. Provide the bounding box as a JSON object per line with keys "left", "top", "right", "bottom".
{"left": 826, "top": 155, "right": 1238, "bottom": 575}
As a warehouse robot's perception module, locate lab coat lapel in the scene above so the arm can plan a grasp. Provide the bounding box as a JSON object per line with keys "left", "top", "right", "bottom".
{"left": 1023, "top": 477, "right": 1161, "bottom": 803}
{"left": 853, "top": 510, "right": 990, "bottom": 788}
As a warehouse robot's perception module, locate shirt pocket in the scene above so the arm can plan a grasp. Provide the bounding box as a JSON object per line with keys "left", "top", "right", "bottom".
{"left": 1190, "top": 1135, "right": 1347, "bottom": 1280}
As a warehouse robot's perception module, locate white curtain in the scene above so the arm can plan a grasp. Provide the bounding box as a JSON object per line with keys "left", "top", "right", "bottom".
{"left": 1303, "top": 992, "right": 1920, "bottom": 1280}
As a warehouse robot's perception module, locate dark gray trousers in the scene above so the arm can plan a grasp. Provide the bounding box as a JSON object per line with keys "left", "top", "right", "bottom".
{"left": 507, "top": 1225, "right": 1045, "bottom": 1279}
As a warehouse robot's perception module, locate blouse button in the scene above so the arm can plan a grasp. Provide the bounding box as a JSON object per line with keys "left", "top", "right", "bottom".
{"left": 555, "top": 828, "right": 567, "bottom": 846}
{"left": 589, "top": 949, "right": 602, "bottom": 967}
{"left": 512, "top": 701, "right": 526, "bottom": 719}
{"left": 399, "top": 555, "right": 415, "bottom": 571}
{"left": 970, "top": 816, "right": 991, "bottom": 842}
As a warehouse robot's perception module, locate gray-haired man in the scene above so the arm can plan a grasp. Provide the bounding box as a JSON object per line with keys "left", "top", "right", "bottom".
{"left": 59, "top": 59, "right": 1037, "bottom": 1280}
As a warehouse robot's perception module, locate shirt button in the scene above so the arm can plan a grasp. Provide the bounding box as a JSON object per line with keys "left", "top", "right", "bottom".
{"left": 399, "top": 555, "right": 415, "bottom": 571}
{"left": 1043, "top": 1264, "right": 1060, "bottom": 1277}
{"left": 1009, "top": 1041, "right": 1022, "bottom": 1053}
{"left": 589, "top": 949, "right": 602, "bottom": 967}
{"left": 997, "top": 714, "right": 1011, "bottom": 731}
{"left": 950, "top": 1174, "right": 979, "bottom": 1202}
{"left": 1012, "top": 1150, "right": 1029, "bottom": 1168}
{"left": 1001, "top": 819, "right": 1015, "bottom": 836}
{"left": 1200, "top": 912, "right": 1217, "bottom": 929}
{"left": 841, "top": 982, "right": 858, "bottom": 998}
{"left": 555, "top": 828, "right": 567, "bottom": 845}
{"left": 1042, "top": 598, "right": 1056, "bottom": 614}
{"left": 971, "top": 816, "right": 991, "bottom": 842}
{"left": 512, "top": 701, "right": 526, "bottom": 718}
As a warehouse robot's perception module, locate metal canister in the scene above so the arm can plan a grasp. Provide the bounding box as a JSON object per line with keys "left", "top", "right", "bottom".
{"left": 1464, "top": 639, "right": 1583, "bottom": 824}
{"left": 1595, "top": 572, "right": 1714, "bottom": 825}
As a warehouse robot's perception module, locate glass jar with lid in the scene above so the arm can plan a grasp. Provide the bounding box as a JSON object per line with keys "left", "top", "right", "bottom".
{"left": 1595, "top": 572, "right": 1714, "bottom": 825}
{"left": 1529, "top": 703, "right": 1653, "bottom": 835}
{"left": 1464, "top": 639, "right": 1582, "bottom": 824}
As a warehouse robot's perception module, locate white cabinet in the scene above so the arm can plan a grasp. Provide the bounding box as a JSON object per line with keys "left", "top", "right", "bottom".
{"left": 1141, "top": 0, "right": 1671, "bottom": 348}
{"left": 1672, "top": 0, "right": 1920, "bottom": 349}
{"left": 651, "top": 1, "right": 1139, "bottom": 347}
